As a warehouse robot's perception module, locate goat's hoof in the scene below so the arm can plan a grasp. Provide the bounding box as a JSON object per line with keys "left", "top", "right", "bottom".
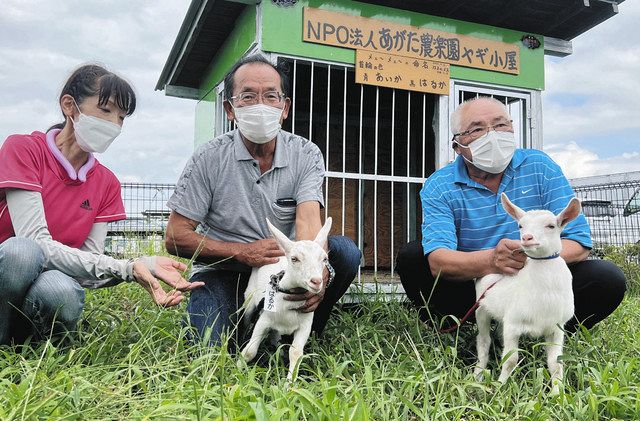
{"left": 473, "top": 368, "right": 485, "bottom": 382}
{"left": 239, "top": 347, "right": 255, "bottom": 364}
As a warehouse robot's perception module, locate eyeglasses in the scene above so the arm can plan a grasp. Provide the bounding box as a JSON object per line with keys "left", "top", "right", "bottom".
{"left": 453, "top": 120, "right": 513, "bottom": 142}
{"left": 229, "top": 91, "right": 286, "bottom": 106}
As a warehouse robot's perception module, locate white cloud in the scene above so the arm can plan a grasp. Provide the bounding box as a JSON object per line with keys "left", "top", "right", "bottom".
{"left": 542, "top": 1, "right": 640, "bottom": 167}
{"left": 0, "top": 0, "right": 195, "bottom": 184}
{"left": 2, "top": 1, "right": 639, "bottom": 184}
{"left": 547, "top": 141, "right": 640, "bottom": 179}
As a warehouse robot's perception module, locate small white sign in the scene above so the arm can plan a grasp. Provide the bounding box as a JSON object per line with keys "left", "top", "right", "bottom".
{"left": 264, "top": 284, "right": 277, "bottom": 312}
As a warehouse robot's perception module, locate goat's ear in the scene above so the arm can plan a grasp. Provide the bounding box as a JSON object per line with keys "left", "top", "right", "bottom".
{"left": 501, "top": 193, "right": 525, "bottom": 221}
{"left": 266, "top": 218, "right": 293, "bottom": 253}
{"left": 557, "top": 198, "right": 582, "bottom": 228}
{"left": 314, "top": 217, "right": 332, "bottom": 249}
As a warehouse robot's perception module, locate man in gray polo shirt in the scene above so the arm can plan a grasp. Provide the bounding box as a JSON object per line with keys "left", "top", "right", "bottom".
{"left": 165, "top": 54, "right": 361, "bottom": 347}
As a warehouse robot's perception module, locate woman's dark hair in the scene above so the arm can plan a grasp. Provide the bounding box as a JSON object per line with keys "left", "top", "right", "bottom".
{"left": 223, "top": 54, "right": 289, "bottom": 101}
{"left": 48, "top": 64, "right": 137, "bottom": 131}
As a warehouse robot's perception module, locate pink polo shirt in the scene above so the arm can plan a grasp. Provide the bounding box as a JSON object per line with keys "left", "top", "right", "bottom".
{"left": 0, "top": 130, "right": 126, "bottom": 248}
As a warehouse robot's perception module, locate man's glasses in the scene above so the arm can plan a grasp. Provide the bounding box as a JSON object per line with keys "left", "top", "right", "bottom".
{"left": 453, "top": 120, "right": 513, "bottom": 142}
{"left": 230, "top": 91, "right": 286, "bottom": 106}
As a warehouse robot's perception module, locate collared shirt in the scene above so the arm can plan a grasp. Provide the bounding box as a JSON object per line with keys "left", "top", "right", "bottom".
{"left": 168, "top": 129, "right": 324, "bottom": 273}
{"left": 420, "top": 148, "right": 592, "bottom": 256}
{"left": 0, "top": 130, "right": 125, "bottom": 247}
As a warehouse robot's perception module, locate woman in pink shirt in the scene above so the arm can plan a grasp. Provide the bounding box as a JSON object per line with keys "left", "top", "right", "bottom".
{"left": 0, "top": 64, "right": 203, "bottom": 345}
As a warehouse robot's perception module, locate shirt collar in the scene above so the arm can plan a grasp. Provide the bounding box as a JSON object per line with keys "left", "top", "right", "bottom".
{"left": 46, "top": 129, "right": 95, "bottom": 182}
{"left": 233, "top": 129, "right": 289, "bottom": 168}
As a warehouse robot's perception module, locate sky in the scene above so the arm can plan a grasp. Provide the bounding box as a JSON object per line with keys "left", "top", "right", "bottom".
{"left": 1, "top": 0, "right": 638, "bottom": 183}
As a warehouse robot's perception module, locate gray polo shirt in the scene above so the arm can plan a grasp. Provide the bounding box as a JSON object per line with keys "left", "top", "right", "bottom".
{"left": 167, "top": 129, "right": 325, "bottom": 273}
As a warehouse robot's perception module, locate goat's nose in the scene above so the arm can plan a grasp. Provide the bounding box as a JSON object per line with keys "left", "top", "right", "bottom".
{"left": 522, "top": 234, "right": 534, "bottom": 242}
{"left": 310, "top": 278, "right": 322, "bottom": 288}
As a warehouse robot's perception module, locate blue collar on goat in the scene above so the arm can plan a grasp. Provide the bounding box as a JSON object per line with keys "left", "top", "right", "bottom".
{"left": 525, "top": 252, "right": 561, "bottom": 260}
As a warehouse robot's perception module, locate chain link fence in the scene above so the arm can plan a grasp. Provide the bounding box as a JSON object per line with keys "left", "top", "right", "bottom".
{"left": 571, "top": 173, "right": 640, "bottom": 250}
{"left": 107, "top": 174, "right": 640, "bottom": 260}
{"left": 105, "top": 183, "right": 175, "bottom": 257}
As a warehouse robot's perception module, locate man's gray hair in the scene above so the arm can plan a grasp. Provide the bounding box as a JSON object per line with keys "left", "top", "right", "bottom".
{"left": 450, "top": 97, "right": 510, "bottom": 135}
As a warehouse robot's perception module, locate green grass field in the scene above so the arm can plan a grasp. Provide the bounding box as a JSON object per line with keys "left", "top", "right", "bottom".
{"left": 1, "top": 255, "right": 638, "bottom": 420}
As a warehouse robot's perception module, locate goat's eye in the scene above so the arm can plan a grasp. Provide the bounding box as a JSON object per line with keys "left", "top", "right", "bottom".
{"left": 518, "top": 224, "right": 523, "bottom": 229}
{"left": 546, "top": 224, "right": 556, "bottom": 229}
{"left": 291, "top": 256, "right": 299, "bottom": 263}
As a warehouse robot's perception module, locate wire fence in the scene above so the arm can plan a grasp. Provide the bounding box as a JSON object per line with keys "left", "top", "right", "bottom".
{"left": 105, "top": 183, "right": 174, "bottom": 257}
{"left": 571, "top": 175, "right": 640, "bottom": 249}
{"left": 107, "top": 175, "right": 640, "bottom": 260}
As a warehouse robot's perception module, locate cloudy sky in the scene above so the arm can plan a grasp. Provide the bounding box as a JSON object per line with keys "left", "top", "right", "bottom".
{"left": 1, "top": 0, "right": 638, "bottom": 183}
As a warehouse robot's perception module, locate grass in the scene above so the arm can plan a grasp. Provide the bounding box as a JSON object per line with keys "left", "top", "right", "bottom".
{"left": 0, "top": 258, "right": 639, "bottom": 420}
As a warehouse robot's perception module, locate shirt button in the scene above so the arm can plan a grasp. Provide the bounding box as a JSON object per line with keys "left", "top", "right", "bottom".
{"left": 256, "top": 180, "right": 261, "bottom": 184}
{"left": 253, "top": 162, "right": 257, "bottom": 167}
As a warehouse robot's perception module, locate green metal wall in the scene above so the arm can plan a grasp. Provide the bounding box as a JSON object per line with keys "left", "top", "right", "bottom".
{"left": 261, "top": 0, "right": 544, "bottom": 90}
{"left": 194, "top": 6, "right": 257, "bottom": 146}
{"left": 194, "top": 0, "right": 546, "bottom": 146}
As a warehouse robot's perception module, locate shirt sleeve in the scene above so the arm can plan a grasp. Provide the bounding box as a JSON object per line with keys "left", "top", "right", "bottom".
{"left": 539, "top": 153, "right": 593, "bottom": 248}
{"left": 294, "top": 140, "right": 325, "bottom": 207}
{"left": 167, "top": 144, "right": 215, "bottom": 222}
{"left": 421, "top": 178, "right": 458, "bottom": 256}
{"left": 0, "top": 135, "right": 44, "bottom": 192}
{"left": 6, "top": 189, "right": 135, "bottom": 283}
{"left": 77, "top": 223, "right": 125, "bottom": 288}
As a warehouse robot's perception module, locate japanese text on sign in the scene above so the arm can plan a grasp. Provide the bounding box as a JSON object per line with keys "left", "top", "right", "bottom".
{"left": 355, "top": 50, "right": 450, "bottom": 95}
{"left": 303, "top": 7, "right": 519, "bottom": 75}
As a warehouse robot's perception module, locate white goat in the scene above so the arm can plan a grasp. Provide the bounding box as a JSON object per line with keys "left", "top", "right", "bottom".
{"left": 240, "top": 217, "right": 332, "bottom": 380}
{"left": 474, "top": 193, "right": 581, "bottom": 394}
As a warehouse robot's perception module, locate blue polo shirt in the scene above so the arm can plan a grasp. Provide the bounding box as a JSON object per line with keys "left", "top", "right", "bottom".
{"left": 420, "top": 148, "right": 592, "bottom": 255}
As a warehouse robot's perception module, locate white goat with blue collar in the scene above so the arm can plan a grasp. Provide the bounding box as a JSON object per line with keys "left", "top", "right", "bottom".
{"left": 241, "top": 217, "right": 332, "bottom": 380}
{"left": 474, "top": 193, "right": 581, "bottom": 394}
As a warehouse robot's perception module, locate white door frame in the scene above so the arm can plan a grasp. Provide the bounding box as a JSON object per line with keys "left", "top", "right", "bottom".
{"left": 437, "top": 80, "right": 542, "bottom": 169}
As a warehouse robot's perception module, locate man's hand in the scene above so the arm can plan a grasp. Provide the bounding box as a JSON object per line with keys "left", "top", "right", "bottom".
{"left": 491, "top": 238, "right": 527, "bottom": 275}
{"left": 283, "top": 265, "right": 329, "bottom": 313}
{"left": 132, "top": 256, "right": 204, "bottom": 307}
{"left": 235, "top": 239, "right": 285, "bottom": 267}
{"left": 283, "top": 286, "right": 325, "bottom": 313}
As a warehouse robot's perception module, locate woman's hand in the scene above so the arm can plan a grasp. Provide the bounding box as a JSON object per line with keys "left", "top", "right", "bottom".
{"left": 132, "top": 256, "right": 204, "bottom": 307}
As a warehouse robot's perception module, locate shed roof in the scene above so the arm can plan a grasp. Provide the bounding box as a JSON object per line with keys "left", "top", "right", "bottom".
{"left": 156, "top": 0, "right": 624, "bottom": 97}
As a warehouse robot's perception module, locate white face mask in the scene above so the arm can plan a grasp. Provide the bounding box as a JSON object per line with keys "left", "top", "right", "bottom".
{"left": 455, "top": 130, "right": 516, "bottom": 174}
{"left": 233, "top": 104, "right": 283, "bottom": 144}
{"left": 71, "top": 100, "right": 121, "bottom": 153}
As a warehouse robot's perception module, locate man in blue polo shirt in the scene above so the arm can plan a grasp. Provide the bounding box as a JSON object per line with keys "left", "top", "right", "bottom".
{"left": 396, "top": 97, "right": 626, "bottom": 331}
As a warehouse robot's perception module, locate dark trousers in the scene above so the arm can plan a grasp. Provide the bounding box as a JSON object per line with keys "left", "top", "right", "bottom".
{"left": 187, "top": 235, "right": 362, "bottom": 347}
{"left": 396, "top": 240, "right": 627, "bottom": 332}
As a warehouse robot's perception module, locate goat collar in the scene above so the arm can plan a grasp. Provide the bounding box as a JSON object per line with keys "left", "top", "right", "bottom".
{"left": 524, "top": 252, "right": 561, "bottom": 260}
{"left": 269, "top": 270, "right": 302, "bottom": 294}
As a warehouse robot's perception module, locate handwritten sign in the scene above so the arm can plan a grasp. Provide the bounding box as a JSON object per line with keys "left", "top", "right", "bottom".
{"left": 304, "top": 7, "right": 519, "bottom": 75}
{"left": 355, "top": 50, "right": 450, "bottom": 95}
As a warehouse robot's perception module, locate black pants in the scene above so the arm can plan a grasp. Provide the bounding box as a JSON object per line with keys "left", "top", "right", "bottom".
{"left": 396, "top": 240, "right": 627, "bottom": 332}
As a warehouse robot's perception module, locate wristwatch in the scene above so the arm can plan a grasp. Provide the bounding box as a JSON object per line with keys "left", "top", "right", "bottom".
{"left": 325, "top": 259, "right": 336, "bottom": 288}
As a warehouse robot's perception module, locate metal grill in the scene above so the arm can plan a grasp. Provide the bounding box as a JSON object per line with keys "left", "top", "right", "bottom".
{"left": 106, "top": 178, "right": 640, "bottom": 263}
{"left": 571, "top": 174, "right": 640, "bottom": 249}
{"left": 105, "top": 183, "right": 174, "bottom": 257}
{"left": 279, "top": 57, "right": 436, "bottom": 280}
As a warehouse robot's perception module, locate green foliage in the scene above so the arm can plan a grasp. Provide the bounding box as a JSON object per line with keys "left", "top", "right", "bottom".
{"left": 1, "top": 282, "right": 639, "bottom": 419}
{"left": 600, "top": 244, "right": 640, "bottom": 294}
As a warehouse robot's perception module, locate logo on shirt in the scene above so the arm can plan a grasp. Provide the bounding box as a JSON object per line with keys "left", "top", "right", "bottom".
{"left": 80, "top": 199, "right": 93, "bottom": 211}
